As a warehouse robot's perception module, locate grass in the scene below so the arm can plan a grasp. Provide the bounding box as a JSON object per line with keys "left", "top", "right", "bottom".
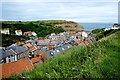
{"left": 9, "top": 31, "right": 120, "bottom": 79}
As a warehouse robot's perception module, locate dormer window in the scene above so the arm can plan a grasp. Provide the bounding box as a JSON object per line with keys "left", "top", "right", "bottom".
{"left": 56, "top": 50, "right": 60, "bottom": 52}
{"left": 67, "top": 46, "right": 70, "bottom": 48}
{"left": 50, "top": 52, "right": 54, "bottom": 56}
{"left": 62, "top": 48, "right": 64, "bottom": 50}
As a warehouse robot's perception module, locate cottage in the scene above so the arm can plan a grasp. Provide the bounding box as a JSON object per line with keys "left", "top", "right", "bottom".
{"left": 15, "top": 29, "right": 22, "bottom": 35}
{"left": 24, "top": 32, "right": 31, "bottom": 36}
{"left": 25, "top": 38, "right": 38, "bottom": 45}
{"left": 33, "top": 50, "right": 48, "bottom": 62}
{"left": 31, "top": 32, "right": 37, "bottom": 36}
{"left": 0, "top": 28, "right": 10, "bottom": 34}
{"left": 82, "top": 31, "right": 88, "bottom": 38}
{"left": 24, "top": 31, "right": 37, "bottom": 36}
{"left": 111, "top": 24, "right": 120, "bottom": 29}
{"left": 6, "top": 44, "right": 28, "bottom": 61}
{"left": 23, "top": 43, "right": 39, "bottom": 59}
{"left": 0, "top": 49, "right": 12, "bottom": 64}
{"left": 2, "top": 58, "right": 33, "bottom": 78}
{"left": 31, "top": 57, "right": 40, "bottom": 66}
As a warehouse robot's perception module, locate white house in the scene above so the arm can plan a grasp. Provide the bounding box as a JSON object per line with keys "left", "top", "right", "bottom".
{"left": 111, "top": 24, "right": 120, "bottom": 29}
{"left": 104, "top": 28, "right": 111, "bottom": 31}
{"left": 82, "top": 31, "right": 88, "bottom": 38}
{"left": 0, "top": 28, "right": 10, "bottom": 34}
{"left": 31, "top": 32, "right": 37, "bottom": 36}
{"left": 104, "top": 24, "right": 120, "bottom": 31}
{"left": 15, "top": 29, "right": 22, "bottom": 35}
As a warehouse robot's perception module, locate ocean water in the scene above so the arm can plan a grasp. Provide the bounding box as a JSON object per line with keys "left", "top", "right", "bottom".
{"left": 79, "top": 23, "right": 113, "bottom": 31}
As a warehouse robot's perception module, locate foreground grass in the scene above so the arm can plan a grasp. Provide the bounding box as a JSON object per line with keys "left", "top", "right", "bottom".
{"left": 10, "top": 31, "right": 120, "bottom": 79}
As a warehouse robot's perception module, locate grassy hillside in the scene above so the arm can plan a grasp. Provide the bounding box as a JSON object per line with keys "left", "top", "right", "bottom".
{"left": 92, "top": 28, "right": 120, "bottom": 41}
{"left": 10, "top": 31, "right": 120, "bottom": 79}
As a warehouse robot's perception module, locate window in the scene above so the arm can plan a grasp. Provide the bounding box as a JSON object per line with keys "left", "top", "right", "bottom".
{"left": 56, "top": 50, "right": 60, "bottom": 52}
{"left": 50, "top": 52, "right": 54, "bottom": 56}
{"left": 67, "top": 46, "right": 70, "bottom": 48}
{"left": 62, "top": 48, "right": 64, "bottom": 50}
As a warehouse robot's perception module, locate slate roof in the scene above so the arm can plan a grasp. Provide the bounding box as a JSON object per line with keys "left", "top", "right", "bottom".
{"left": 69, "top": 40, "right": 76, "bottom": 46}
{"left": 37, "top": 42, "right": 50, "bottom": 46}
{"left": 63, "top": 44, "right": 72, "bottom": 49}
{"left": 46, "top": 50, "right": 56, "bottom": 57}
{"left": 25, "top": 39, "right": 37, "bottom": 44}
{"left": 50, "top": 42, "right": 58, "bottom": 45}
{"left": 0, "top": 49, "right": 11, "bottom": 60}
{"left": 6, "top": 44, "right": 28, "bottom": 54}
{"left": 40, "top": 47, "right": 48, "bottom": 52}
{"left": 55, "top": 47, "right": 64, "bottom": 53}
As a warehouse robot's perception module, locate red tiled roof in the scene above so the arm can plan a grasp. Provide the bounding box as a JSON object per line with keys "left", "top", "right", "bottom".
{"left": 25, "top": 43, "right": 33, "bottom": 48}
{"left": 38, "top": 39, "right": 50, "bottom": 42}
{"left": 78, "top": 32, "right": 82, "bottom": 34}
{"left": 24, "top": 32, "right": 31, "bottom": 35}
{"left": 15, "top": 30, "right": 22, "bottom": 32}
{"left": 76, "top": 40, "right": 81, "bottom": 44}
{"left": 38, "top": 40, "right": 44, "bottom": 42}
{"left": 34, "top": 50, "right": 48, "bottom": 62}
{"left": 31, "top": 57, "right": 40, "bottom": 63}
{"left": 41, "top": 52, "right": 48, "bottom": 61}
{"left": 44, "top": 39, "right": 50, "bottom": 42}
{"left": 84, "top": 40, "right": 89, "bottom": 45}
{"left": 2, "top": 58, "right": 33, "bottom": 78}
{"left": 25, "top": 43, "right": 37, "bottom": 51}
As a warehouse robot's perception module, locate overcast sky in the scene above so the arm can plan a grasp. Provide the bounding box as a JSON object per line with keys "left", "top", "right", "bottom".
{"left": 1, "top": 0, "right": 119, "bottom": 23}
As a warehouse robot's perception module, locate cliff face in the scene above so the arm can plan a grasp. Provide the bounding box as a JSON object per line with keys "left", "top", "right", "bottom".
{"left": 54, "top": 21, "right": 84, "bottom": 32}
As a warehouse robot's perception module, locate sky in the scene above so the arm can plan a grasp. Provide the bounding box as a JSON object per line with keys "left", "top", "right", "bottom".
{"left": 1, "top": 0, "right": 119, "bottom": 23}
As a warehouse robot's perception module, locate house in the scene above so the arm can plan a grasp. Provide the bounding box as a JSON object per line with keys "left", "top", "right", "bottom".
{"left": 6, "top": 44, "right": 28, "bottom": 61}
{"left": 37, "top": 39, "right": 58, "bottom": 47}
{"left": 33, "top": 50, "right": 48, "bottom": 62}
{"left": 24, "top": 32, "right": 31, "bottom": 36}
{"left": 0, "top": 47, "right": 27, "bottom": 64}
{"left": 0, "top": 28, "right": 10, "bottom": 34}
{"left": 104, "top": 28, "right": 111, "bottom": 31}
{"left": 23, "top": 43, "right": 38, "bottom": 59}
{"left": 84, "top": 40, "right": 89, "bottom": 45}
{"left": 111, "top": 24, "right": 120, "bottom": 29}
{"left": 82, "top": 31, "right": 88, "bottom": 38}
{"left": 2, "top": 58, "right": 33, "bottom": 78}
{"left": 24, "top": 43, "right": 37, "bottom": 51}
{"left": 25, "top": 38, "right": 38, "bottom": 45}
{"left": 104, "top": 24, "right": 120, "bottom": 31}
{"left": 31, "top": 32, "right": 37, "bottom": 36}
{"left": 24, "top": 31, "right": 37, "bottom": 36}
{"left": 0, "top": 49, "right": 12, "bottom": 64}
{"left": 15, "top": 29, "right": 22, "bottom": 35}
{"left": 31, "top": 57, "right": 40, "bottom": 66}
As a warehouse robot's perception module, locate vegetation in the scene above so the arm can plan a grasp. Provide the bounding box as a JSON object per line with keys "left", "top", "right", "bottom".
{"left": 92, "top": 28, "right": 120, "bottom": 40}
{"left": 10, "top": 31, "right": 120, "bottom": 79}
{"left": 2, "top": 34, "right": 30, "bottom": 47}
{"left": 1, "top": 20, "right": 83, "bottom": 37}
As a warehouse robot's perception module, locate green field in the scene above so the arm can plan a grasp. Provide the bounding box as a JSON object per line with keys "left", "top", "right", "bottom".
{"left": 10, "top": 31, "right": 120, "bottom": 79}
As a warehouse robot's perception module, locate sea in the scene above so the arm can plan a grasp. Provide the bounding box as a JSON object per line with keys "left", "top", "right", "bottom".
{"left": 79, "top": 23, "right": 114, "bottom": 31}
